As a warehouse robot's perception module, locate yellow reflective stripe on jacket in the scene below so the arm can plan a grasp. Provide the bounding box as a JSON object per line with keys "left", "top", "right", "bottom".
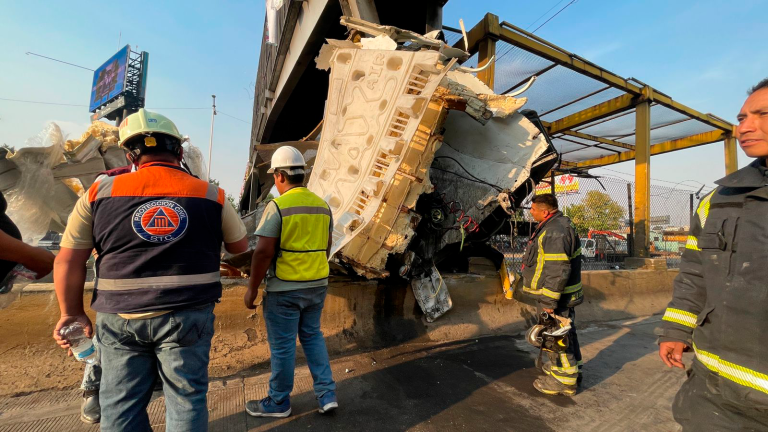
{"left": 273, "top": 187, "right": 331, "bottom": 282}
{"left": 524, "top": 282, "right": 581, "bottom": 298}
{"left": 541, "top": 288, "right": 561, "bottom": 300}
{"left": 523, "top": 286, "right": 540, "bottom": 295}
{"left": 531, "top": 231, "right": 546, "bottom": 290}
{"left": 694, "top": 343, "right": 768, "bottom": 395}
{"left": 685, "top": 236, "right": 701, "bottom": 251}
{"left": 563, "top": 282, "right": 582, "bottom": 294}
{"left": 662, "top": 307, "right": 697, "bottom": 328}
{"left": 697, "top": 191, "right": 714, "bottom": 228}
{"left": 544, "top": 253, "right": 569, "bottom": 261}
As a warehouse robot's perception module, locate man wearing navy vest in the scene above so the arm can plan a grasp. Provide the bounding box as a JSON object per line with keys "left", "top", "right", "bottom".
{"left": 244, "top": 146, "right": 338, "bottom": 418}
{"left": 52, "top": 109, "right": 248, "bottom": 432}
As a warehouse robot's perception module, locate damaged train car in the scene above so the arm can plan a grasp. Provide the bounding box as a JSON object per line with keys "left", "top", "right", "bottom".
{"left": 230, "top": 18, "right": 558, "bottom": 321}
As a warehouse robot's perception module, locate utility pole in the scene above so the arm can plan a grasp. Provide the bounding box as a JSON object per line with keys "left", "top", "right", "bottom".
{"left": 207, "top": 95, "right": 217, "bottom": 179}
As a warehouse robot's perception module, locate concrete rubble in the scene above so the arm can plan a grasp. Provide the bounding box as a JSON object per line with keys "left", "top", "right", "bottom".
{"left": 231, "top": 18, "right": 558, "bottom": 321}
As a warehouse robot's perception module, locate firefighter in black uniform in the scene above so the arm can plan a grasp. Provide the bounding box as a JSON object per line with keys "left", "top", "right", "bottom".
{"left": 657, "top": 79, "right": 768, "bottom": 430}
{"left": 522, "top": 193, "right": 584, "bottom": 396}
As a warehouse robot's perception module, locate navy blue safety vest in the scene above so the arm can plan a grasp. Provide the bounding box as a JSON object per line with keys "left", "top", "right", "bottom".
{"left": 88, "top": 162, "right": 224, "bottom": 313}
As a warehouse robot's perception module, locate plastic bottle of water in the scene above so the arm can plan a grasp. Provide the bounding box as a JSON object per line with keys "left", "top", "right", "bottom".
{"left": 0, "top": 264, "right": 37, "bottom": 294}
{"left": 59, "top": 322, "right": 98, "bottom": 364}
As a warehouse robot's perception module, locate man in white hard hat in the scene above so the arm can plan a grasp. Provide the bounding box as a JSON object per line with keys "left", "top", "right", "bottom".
{"left": 244, "top": 145, "right": 338, "bottom": 418}
{"left": 53, "top": 109, "right": 248, "bottom": 431}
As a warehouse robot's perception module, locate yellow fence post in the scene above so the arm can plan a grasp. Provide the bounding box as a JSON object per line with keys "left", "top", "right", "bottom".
{"left": 724, "top": 133, "right": 738, "bottom": 175}
{"left": 633, "top": 100, "right": 651, "bottom": 258}
{"left": 476, "top": 13, "right": 499, "bottom": 89}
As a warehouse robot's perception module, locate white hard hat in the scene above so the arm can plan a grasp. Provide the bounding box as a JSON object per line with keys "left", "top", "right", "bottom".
{"left": 268, "top": 146, "right": 306, "bottom": 175}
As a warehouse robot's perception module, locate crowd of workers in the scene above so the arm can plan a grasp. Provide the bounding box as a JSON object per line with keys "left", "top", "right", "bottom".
{"left": 0, "top": 78, "right": 764, "bottom": 430}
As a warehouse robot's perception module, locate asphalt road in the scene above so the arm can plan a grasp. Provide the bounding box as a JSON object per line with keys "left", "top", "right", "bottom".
{"left": 0, "top": 315, "right": 689, "bottom": 431}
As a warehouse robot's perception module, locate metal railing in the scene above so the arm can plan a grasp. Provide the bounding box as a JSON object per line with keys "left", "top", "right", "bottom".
{"left": 492, "top": 176, "right": 709, "bottom": 272}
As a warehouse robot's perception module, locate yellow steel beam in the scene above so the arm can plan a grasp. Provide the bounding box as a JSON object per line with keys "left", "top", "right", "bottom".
{"left": 498, "top": 26, "right": 642, "bottom": 95}
{"left": 477, "top": 37, "right": 496, "bottom": 89}
{"left": 496, "top": 23, "right": 734, "bottom": 132}
{"left": 724, "top": 134, "right": 738, "bottom": 175}
{"left": 651, "top": 93, "right": 733, "bottom": 132}
{"left": 633, "top": 101, "right": 651, "bottom": 258}
{"left": 547, "top": 94, "right": 636, "bottom": 135}
{"left": 572, "top": 129, "right": 728, "bottom": 168}
{"left": 558, "top": 130, "right": 635, "bottom": 151}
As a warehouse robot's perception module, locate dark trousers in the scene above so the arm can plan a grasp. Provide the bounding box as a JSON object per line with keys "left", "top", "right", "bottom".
{"left": 674, "top": 364, "right": 768, "bottom": 431}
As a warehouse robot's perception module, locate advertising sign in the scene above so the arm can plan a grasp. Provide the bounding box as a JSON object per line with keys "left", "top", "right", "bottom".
{"left": 535, "top": 174, "right": 580, "bottom": 196}
{"left": 89, "top": 45, "right": 130, "bottom": 112}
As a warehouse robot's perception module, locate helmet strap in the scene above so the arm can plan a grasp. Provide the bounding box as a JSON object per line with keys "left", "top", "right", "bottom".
{"left": 127, "top": 149, "right": 142, "bottom": 166}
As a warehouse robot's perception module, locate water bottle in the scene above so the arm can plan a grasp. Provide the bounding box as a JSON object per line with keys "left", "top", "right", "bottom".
{"left": 59, "top": 322, "right": 98, "bottom": 364}
{"left": 0, "top": 264, "right": 37, "bottom": 294}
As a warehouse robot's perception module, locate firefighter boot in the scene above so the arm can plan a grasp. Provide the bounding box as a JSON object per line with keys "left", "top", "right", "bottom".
{"left": 542, "top": 363, "right": 583, "bottom": 386}
{"left": 534, "top": 375, "right": 577, "bottom": 396}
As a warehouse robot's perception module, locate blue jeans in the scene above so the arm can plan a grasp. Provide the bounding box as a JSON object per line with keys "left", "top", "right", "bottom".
{"left": 264, "top": 286, "right": 336, "bottom": 403}
{"left": 96, "top": 303, "right": 215, "bottom": 432}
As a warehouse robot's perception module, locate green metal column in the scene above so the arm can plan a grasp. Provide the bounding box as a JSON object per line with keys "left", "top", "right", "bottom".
{"left": 724, "top": 133, "right": 738, "bottom": 175}
{"left": 633, "top": 100, "right": 651, "bottom": 258}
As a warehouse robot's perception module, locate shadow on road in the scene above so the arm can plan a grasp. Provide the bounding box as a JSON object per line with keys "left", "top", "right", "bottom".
{"left": 208, "top": 336, "right": 563, "bottom": 432}
{"left": 580, "top": 315, "right": 661, "bottom": 391}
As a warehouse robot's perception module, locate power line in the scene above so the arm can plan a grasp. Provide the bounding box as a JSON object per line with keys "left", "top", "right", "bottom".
{"left": 495, "top": 0, "right": 578, "bottom": 64}
{"left": 218, "top": 110, "right": 251, "bottom": 125}
{"left": 0, "top": 97, "right": 87, "bottom": 107}
{"left": 526, "top": 0, "right": 568, "bottom": 31}
{"left": 0, "top": 97, "right": 213, "bottom": 111}
{"left": 25, "top": 52, "right": 94, "bottom": 71}
{"left": 531, "top": 0, "right": 578, "bottom": 34}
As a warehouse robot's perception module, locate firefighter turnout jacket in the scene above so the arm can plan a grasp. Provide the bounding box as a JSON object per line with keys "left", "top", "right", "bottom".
{"left": 87, "top": 162, "right": 226, "bottom": 313}
{"left": 658, "top": 159, "right": 768, "bottom": 407}
{"left": 522, "top": 211, "right": 583, "bottom": 309}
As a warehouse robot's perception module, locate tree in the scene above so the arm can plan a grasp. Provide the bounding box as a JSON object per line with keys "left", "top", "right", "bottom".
{"left": 564, "top": 190, "right": 625, "bottom": 236}
{"left": 209, "top": 178, "right": 239, "bottom": 211}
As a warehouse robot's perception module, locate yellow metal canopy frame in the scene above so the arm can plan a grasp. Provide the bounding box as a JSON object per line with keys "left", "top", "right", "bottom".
{"left": 444, "top": 13, "right": 737, "bottom": 257}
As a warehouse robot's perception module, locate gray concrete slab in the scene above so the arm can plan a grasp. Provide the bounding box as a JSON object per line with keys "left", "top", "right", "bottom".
{"left": 0, "top": 315, "right": 690, "bottom": 431}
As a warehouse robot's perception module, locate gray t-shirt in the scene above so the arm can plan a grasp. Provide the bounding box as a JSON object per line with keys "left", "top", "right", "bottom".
{"left": 254, "top": 200, "right": 331, "bottom": 292}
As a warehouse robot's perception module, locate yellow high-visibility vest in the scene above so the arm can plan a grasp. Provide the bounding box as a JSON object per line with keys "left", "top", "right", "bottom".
{"left": 273, "top": 187, "right": 331, "bottom": 282}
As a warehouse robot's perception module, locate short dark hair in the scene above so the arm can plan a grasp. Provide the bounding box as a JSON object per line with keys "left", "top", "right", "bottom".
{"left": 276, "top": 170, "right": 305, "bottom": 185}
{"left": 531, "top": 193, "right": 558, "bottom": 210}
{"left": 748, "top": 78, "right": 768, "bottom": 95}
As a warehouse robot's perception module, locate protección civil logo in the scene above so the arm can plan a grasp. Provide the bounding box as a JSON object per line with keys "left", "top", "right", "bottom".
{"left": 132, "top": 200, "right": 188, "bottom": 243}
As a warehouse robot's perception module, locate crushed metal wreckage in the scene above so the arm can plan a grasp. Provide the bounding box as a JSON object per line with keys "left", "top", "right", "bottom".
{"left": 229, "top": 18, "right": 559, "bottom": 321}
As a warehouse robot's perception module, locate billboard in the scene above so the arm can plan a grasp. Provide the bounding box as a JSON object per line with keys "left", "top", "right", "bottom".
{"left": 89, "top": 45, "right": 130, "bottom": 112}
{"left": 535, "top": 174, "right": 580, "bottom": 196}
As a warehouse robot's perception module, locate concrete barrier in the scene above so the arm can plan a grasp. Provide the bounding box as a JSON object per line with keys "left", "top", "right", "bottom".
{"left": 0, "top": 268, "right": 677, "bottom": 395}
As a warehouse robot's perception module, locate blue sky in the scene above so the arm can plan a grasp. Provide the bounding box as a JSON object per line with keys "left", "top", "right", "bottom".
{"left": 1, "top": 0, "right": 766, "bottom": 196}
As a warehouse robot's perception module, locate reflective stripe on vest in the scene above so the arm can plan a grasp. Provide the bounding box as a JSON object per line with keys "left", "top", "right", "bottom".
{"left": 273, "top": 187, "right": 331, "bottom": 282}
{"left": 97, "top": 272, "right": 221, "bottom": 291}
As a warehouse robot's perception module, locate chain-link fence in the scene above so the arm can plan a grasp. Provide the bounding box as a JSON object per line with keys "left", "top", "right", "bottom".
{"left": 491, "top": 175, "right": 709, "bottom": 273}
